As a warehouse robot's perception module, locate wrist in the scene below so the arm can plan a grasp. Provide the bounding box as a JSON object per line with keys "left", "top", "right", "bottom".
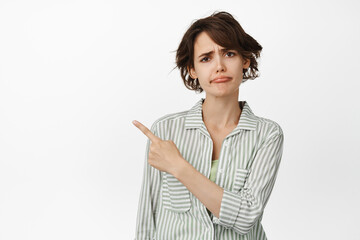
{"left": 172, "top": 157, "right": 188, "bottom": 179}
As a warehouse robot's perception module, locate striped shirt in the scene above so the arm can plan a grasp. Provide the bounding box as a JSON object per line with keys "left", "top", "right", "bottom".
{"left": 135, "top": 97, "right": 284, "bottom": 240}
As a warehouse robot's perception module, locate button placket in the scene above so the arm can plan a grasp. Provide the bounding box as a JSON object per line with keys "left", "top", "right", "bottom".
{"left": 216, "top": 140, "right": 229, "bottom": 185}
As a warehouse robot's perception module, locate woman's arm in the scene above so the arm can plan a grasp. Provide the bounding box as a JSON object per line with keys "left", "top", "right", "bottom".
{"left": 173, "top": 158, "right": 224, "bottom": 218}
{"left": 134, "top": 124, "right": 161, "bottom": 240}
{"left": 173, "top": 126, "right": 284, "bottom": 235}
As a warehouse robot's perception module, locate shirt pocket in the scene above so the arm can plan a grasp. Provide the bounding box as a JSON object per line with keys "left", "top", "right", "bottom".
{"left": 232, "top": 168, "right": 251, "bottom": 193}
{"left": 162, "top": 172, "right": 191, "bottom": 213}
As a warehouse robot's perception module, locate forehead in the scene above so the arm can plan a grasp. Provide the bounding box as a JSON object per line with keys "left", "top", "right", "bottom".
{"left": 194, "top": 31, "right": 224, "bottom": 52}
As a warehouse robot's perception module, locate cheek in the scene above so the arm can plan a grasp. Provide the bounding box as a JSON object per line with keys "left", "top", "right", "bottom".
{"left": 198, "top": 66, "right": 213, "bottom": 78}
{"left": 197, "top": 79, "right": 205, "bottom": 86}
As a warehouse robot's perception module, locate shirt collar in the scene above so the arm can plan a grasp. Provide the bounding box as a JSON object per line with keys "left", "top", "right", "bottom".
{"left": 185, "top": 98, "right": 258, "bottom": 138}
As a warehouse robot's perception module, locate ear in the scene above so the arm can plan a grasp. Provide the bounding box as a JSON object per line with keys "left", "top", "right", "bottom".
{"left": 243, "top": 58, "right": 251, "bottom": 69}
{"left": 188, "top": 66, "right": 197, "bottom": 79}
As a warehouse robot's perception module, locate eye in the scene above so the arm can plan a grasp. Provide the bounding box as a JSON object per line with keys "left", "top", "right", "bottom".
{"left": 200, "top": 57, "right": 210, "bottom": 62}
{"left": 226, "top": 51, "right": 236, "bottom": 57}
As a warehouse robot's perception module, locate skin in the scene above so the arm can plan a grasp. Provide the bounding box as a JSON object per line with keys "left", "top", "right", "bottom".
{"left": 189, "top": 31, "right": 250, "bottom": 130}
{"left": 132, "top": 31, "right": 250, "bottom": 218}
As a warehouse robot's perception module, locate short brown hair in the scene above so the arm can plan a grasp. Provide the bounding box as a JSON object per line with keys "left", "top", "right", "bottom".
{"left": 174, "top": 11, "right": 263, "bottom": 93}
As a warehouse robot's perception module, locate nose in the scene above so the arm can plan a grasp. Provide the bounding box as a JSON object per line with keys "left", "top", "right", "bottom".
{"left": 215, "top": 55, "right": 226, "bottom": 73}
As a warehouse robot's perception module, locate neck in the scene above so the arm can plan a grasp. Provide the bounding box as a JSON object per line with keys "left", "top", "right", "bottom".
{"left": 201, "top": 92, "right": 241, "bottom": 130}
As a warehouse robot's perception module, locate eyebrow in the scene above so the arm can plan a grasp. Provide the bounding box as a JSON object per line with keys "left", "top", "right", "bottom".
{"left": 197, "top": 48, "right": 231, "bottom": 59}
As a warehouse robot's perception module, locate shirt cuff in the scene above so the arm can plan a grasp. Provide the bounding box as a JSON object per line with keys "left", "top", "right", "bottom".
{"left": 215, "top": 188, "right": 255, "bottom": 228}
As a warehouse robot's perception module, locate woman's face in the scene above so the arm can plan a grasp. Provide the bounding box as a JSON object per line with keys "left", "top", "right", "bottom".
{"left": 189, "top": 31, "right": 250, "bottom": 98}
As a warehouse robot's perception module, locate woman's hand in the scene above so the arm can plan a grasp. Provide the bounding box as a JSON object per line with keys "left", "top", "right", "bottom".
{"left": 132, "top": 120, "right": 186, "bottom": 175}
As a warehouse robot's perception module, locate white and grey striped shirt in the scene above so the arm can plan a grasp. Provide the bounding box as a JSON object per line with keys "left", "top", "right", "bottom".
{"left": 135, "top": 97, "right": 284, "bottom": 240}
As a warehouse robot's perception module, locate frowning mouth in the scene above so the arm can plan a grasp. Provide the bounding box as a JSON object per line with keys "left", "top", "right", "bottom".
{"left": 211, "top": 77, "right": 232, "bottom": 83}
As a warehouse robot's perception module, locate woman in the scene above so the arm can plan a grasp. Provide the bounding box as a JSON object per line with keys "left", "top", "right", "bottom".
{"left": 133, "top": 11, "right": 284, "bottom": 240}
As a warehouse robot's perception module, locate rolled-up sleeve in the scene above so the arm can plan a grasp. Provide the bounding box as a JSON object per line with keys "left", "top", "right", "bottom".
{"left": 135, "top": 123, "right": 161, "bottom": 240}
{"left": 214, "top": 126, "right": 284, "bottom": 235}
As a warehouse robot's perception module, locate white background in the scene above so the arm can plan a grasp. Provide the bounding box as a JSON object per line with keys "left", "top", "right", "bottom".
{"left": 0, "top": 0, "right": 359, "bottom": 239}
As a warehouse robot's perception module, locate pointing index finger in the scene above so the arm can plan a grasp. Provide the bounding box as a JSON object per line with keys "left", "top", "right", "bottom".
{"left": 132, "top": 120, "right": 161, "bottom": 143}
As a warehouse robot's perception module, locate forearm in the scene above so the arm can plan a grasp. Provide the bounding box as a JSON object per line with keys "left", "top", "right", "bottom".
{"left": 172, "top": 157, "right": 224, "bottom": 218}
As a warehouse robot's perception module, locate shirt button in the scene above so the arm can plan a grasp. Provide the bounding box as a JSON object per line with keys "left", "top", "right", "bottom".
{"left": 218, "top": 168, "right": 223, "bottom": 173}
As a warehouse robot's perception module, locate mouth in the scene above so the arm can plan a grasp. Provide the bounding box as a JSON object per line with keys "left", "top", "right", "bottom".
{"left": 211, "top": 77, "right": 232, "bottom": 83}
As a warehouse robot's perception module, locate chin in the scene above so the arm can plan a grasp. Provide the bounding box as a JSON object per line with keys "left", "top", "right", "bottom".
{"left": 208, "top": 91, "right": 232, "bottom": 98}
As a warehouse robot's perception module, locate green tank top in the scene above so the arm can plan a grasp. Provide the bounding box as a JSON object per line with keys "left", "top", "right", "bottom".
{"left": 209, "top": 159, "right": 219, "bottom": 182}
